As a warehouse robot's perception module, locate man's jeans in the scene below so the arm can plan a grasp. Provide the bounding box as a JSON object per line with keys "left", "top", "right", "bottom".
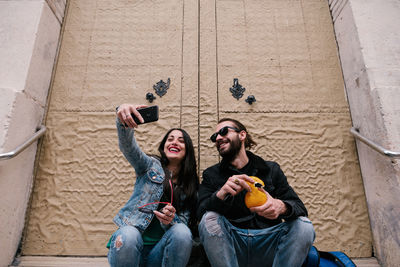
{"left": 199, "top": 211, "right": 315, "bottom": 267}
{"left": 108, "top": 223, "right": 192, "bottom": 267}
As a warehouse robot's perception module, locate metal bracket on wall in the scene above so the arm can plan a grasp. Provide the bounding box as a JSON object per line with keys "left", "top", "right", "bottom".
{"left": 245, "top": 95, "right": 256, "bottom": 105}
{"left": 146, "top": 92, "right": 156, "bottom": 103}
{"left": 230, "top": 78, "right": 246, "bottom": 100}
{"left": 153, "top": 78, "right": 170, "bottom": 97}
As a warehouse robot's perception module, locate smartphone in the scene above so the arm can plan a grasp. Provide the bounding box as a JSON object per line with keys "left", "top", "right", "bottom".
{"left": 132, "top": 105, "right": 159, "bottom": 125}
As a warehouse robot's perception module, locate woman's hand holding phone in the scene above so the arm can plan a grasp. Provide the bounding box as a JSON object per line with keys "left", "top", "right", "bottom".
{"left": 117, "top": 104, "right": 159, "bottom": 128}
{"left": 117, "top": 104, "right": 147, "bottom": 128}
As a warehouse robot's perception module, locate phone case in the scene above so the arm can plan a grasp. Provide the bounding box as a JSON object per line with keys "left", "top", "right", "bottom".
{"left": 132, "top": 105, "right": 159, "bottom": 124}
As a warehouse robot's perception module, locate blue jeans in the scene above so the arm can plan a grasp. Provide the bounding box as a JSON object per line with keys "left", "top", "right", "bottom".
{"left": 199, "top": 211, "right": 315, "bottom": 267}
{"left": 108, "top": 223, "right": 193, "bottom": 267}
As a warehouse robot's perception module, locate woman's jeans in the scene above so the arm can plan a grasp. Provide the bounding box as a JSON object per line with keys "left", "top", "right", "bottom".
{"left": 108, "top": 223, "right": 192, "bottom": 267}
{"left": 199, "top": 211, "right": 315, "bottom": 267}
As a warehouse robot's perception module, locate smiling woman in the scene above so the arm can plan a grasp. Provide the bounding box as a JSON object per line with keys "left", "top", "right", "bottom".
{"left": 107, "top": 103, "right": 199, "bottom": 267}
{"left": 162, "top": 129, "right": 187, "bottom": 169}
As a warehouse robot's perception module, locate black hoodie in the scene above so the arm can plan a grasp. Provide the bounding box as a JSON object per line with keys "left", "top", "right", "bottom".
{"left": 197, "top": 151, "right": 308, "bottom": 229}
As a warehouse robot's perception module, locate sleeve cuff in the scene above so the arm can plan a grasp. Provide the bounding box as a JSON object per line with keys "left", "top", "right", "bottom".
{"left": 209, "top": 191, "right": 234, "bottom": 211}
{"left": 280, "top": 201, "right": 294, "bottom": 219}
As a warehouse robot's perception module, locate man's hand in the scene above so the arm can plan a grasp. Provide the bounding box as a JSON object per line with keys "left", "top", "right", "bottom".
{"left": 216, "top": 174, "right": 254, "bottom": 200}
{"left": 249, "top": 188, "right": 288, "bottom": 220}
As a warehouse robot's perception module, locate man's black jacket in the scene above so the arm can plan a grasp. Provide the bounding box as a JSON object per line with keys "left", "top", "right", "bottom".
{"left": 197, "top": 151, "right": 308, "bottom": 229}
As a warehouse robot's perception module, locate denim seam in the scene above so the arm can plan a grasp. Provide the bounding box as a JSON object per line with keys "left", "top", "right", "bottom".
{"left": 271, "top": 224, "right": 288, "bottom": 265}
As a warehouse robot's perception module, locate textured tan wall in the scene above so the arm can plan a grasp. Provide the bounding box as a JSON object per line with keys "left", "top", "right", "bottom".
{"left": 22, "top": 0, "right": 372, "bottom": 257}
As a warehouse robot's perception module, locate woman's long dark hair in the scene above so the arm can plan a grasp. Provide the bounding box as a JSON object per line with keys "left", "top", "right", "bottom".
{"left": 157, "top": 128, "right": 199, "bottom": 230}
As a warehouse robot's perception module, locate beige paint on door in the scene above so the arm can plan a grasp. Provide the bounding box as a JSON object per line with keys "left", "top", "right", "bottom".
{"left": 22, "top": 0, "right": 371, "bottom": 257}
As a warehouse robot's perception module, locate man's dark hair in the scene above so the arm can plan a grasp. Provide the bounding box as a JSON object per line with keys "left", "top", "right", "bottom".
{"left": 218, "top": 118, "right": 257, "bottom": 150}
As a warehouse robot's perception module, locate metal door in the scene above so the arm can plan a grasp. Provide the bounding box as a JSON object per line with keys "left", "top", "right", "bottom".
{"left": 22, "top": 0, "right": 372, "bottom": 257}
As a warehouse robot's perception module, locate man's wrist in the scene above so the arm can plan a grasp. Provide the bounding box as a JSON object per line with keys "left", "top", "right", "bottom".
{"left": 280, "top": 200, "right": 288, "bottom": 215}
{"left": 280, "top": 201, "right": 293, "bottom": 217}
{"left": 216, "top": 190, "right": 225, "bottom": 200}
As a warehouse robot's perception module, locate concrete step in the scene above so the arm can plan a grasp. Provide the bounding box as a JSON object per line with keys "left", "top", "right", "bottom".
{"left": 10, "top": 257, "right": 108, "bottom": 267}
{"left": 11, "top": 256, "right": 380, "bottom": 267}
{"left": 352, "top": 257, "right": 382, "bottom": 266}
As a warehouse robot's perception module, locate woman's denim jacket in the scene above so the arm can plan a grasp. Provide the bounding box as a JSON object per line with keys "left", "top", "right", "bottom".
{"left": 113, "top": 118, "right": 190, "bottom": 233}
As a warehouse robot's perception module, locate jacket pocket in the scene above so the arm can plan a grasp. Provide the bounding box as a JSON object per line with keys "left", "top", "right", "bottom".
{"left": 147, "top": 169, "right": 164, "bottom": 184}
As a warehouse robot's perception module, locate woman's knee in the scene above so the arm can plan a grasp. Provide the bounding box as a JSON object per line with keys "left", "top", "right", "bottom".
{"left": 108, "top": 226, "right": 142, "bottom": 267}
{"left": 169, "top": 223, "right": 192, "bottom": 245}
{"left": 111, "top": 225, "right": 143, "bottom": 251}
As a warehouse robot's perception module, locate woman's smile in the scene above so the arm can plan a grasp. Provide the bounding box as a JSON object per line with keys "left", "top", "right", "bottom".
{"left": 168, "top": 146, "right": 181, "bottom": 153}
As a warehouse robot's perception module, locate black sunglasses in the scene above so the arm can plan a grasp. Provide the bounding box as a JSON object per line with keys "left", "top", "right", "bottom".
{"left": 210, "top": 126, "right": 241, "bottom": 142}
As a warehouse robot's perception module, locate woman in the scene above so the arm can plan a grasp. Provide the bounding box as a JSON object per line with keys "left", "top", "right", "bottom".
{"left": 108, "top": 104, "right": 199, "bottom": 267}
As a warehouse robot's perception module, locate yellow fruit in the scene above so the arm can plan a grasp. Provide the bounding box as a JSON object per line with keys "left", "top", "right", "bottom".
{"left": 244, "top": 176, "right": 267, "bottom": 208}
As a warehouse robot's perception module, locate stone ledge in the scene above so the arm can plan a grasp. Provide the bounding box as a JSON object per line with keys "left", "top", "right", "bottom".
{"left": 11, "top": 256, "right": 380, "bottom": 267}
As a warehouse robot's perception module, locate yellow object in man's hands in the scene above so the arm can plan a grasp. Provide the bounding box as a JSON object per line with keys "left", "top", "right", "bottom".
{"left": 244, "top": 176, "right": 267, "bottom": 208}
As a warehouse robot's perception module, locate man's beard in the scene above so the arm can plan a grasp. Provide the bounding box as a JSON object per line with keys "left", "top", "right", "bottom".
{"left": 218, "top": 135, "right": 241, "bottom": 162}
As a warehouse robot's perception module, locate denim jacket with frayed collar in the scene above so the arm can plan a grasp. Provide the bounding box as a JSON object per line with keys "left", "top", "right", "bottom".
{"left": 113, "top": 118, "right": 189, "bottom": 232}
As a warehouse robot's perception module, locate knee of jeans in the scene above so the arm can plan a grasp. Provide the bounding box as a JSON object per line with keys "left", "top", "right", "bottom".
{"left": 199, "top": 211, "right": 223, "bottom": 237}
{"left": 169, "top": 223, "right": 192, "bottom": 244}
{"left": 292, "top": 217, "right": 315, "bottom": 244}
{"left": 112, "top": 226, "right": 142, "bottom": 251}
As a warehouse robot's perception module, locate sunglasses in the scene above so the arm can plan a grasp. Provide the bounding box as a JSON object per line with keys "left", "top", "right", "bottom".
{"left": 138, "top": 179, "right": 173, "bottom": 214}
{"left": 210, "top": 126, "right": 241, "bottom": 142}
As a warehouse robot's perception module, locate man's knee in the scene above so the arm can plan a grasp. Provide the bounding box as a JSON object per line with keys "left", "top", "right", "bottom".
{"left": 288, "top": 216, "right": 315, "bottom": 245}
{"left": 199, "top": 211, "right": 224, "bottom": 237}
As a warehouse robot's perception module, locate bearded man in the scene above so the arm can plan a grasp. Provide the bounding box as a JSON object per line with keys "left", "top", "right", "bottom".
{"left": 197, "top": 118, "right": 315, "bottom": 267}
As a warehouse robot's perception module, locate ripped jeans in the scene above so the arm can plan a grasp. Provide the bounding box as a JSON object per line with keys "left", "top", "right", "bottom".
{"left": 108, "top": 223, "right": 192, "bottom": 267}
{"left": 198, "top": 212, "right": 315, "bottom": 267}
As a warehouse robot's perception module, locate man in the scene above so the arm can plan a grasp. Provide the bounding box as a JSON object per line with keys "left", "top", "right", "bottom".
{"left": 197, "top": 118, "right": 315, "bottom": 267}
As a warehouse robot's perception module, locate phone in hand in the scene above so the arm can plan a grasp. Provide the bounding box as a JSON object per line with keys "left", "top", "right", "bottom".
{"left": 132, "top": 105, "right": 159, "bottom": 124}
